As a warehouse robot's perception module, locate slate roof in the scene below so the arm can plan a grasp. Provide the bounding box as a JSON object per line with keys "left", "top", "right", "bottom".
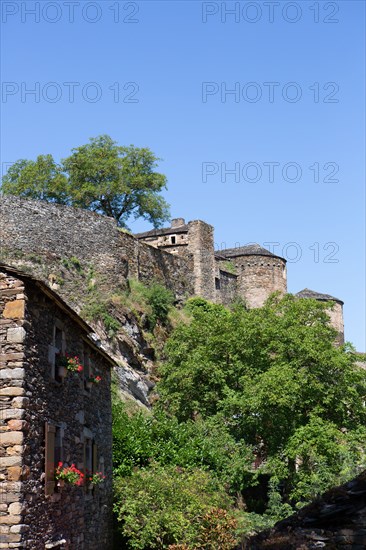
{"left": 215, "top": 244, "right": 286, "bottom": 262}
{"left": 135, "top": 224, "right": 189, "bottom": 239}
{"left": 296, "top": 288, "right": 344, "bottom": 305}
{"left": 246, "top": 470, "right": 366, "bottom": 549}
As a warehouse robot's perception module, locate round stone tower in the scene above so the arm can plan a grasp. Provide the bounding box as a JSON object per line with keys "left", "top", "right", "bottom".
{"left": 216, "top": 244, "right": 287, "bottom": 308}
{"left": 296, "top": 289, "right": 344, "bottom": 345}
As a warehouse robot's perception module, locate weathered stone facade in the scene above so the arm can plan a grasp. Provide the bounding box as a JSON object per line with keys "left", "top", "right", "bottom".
{"left": 216, "top": 245, "right": 287, "bottom": 309}
{"left": 0, "top": 267, "right": 113, "bottom": 549}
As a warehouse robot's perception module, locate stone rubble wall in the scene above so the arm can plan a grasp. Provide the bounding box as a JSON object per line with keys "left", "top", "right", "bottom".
{"left": 21, "top": 281, "right": 113, "bottom": 550}
{"left": 0, "top": 272, "right": 27, "bottom": 549}
{"left": 0, "top": 196, "right": 194, "bottom": 301}
{"left": 233, "top": 255, "right": 287, "bottom": 308}
{"left": 1, "top": 271, "right": 113, "bottom": 549}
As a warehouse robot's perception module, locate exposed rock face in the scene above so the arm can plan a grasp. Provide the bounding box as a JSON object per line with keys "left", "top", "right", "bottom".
{"left": 246, "top": 471, "right": 366, "bottom": 549}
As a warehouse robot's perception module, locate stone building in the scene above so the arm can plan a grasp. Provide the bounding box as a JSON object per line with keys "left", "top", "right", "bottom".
{"left": 135, "top": 217, "right": 344, "bottom": 340}
{"left": 0, "top": 265, "right": 113, "bottom": 549}
{"left": 296, "top": 288, "right": 345, "bottom": 345}
{"left": 215, "top": 244, "right": 287, "bottom": 309}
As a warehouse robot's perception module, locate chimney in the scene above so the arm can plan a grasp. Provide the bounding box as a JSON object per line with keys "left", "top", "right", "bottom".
{"left": 171, "top": 218, "right": 185, "bottom": 229}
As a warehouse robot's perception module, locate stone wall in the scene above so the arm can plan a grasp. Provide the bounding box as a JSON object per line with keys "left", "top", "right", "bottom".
{"left": 186, "top": 221, "right": 216, "bottom": 302}
{"left": 0, "top": 270, "right": 113, "bottom": 549}
{"left": 0, "top": 196, "right": 194, "bottom": 302}
{"left": 216, "top": 270, "right": 238, "bottom": 306}
{"left": 327, "top": 302, "right": 345, "bottom": 346}
{"left": 233, "top": 255, "right": 287, "bottom": 308}
{"left": 0, "top": 272, "right": 26, "bottom": 549}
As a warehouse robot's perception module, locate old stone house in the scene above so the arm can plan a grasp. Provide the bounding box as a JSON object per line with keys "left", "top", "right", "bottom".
{"left": 0, "top": 265, "right": 113, "bottom": 549}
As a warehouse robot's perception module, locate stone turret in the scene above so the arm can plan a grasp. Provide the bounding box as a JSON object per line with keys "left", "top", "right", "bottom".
{"left": 216, "top": 244, "right": 287, "bottom": 308}
{"left": 296, "top": 288, "right": 345, "bottom": 345}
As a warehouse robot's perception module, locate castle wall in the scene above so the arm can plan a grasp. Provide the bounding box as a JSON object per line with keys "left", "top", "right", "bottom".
{"left": 326, "top": 302, "right": 344, "bottom": 345}
{"left": 187, "top": 221, "right": 216, "bottom": 301}
{"left": 233, "top": 255, "right": 287, "bottom": 308}
{"left": 216, "top": 270, "right": 237, "bottom": 306}
{"left": 0, "top": 196, "right": 194, "bottom": 302}
{"left": 1, "top": 270, "right": 113, "bottom": 549}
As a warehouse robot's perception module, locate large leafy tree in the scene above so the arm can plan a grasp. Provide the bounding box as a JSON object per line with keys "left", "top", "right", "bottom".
{"left": 157, "top": 295, "right": 366, "bottom": 502}
{"left": 1, "top": 135, "right": 170, "bottom": 229}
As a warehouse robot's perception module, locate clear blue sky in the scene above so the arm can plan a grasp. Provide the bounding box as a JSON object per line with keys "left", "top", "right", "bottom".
{"left": 1, "top": 1, "right": 365, "bottom": 349}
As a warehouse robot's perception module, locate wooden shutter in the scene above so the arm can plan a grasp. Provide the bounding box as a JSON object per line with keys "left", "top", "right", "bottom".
{"left": 45, "top": 422, "right": 56, "bottom": 496}
{"left": 92, "top": 442, "right": 98, "bottom": 474}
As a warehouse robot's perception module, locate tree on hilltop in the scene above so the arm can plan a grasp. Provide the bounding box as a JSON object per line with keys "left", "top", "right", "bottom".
{"left": 1, "top": 135, "right": 170, "bottom": 229}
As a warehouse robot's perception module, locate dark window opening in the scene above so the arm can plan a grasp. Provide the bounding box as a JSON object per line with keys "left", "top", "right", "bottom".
{"left": 54, "top": 426, "right": 63, "bottom": 466}
{"left": 215, "top": 278, "right": 221, "bottom": 290}
{"left": 171, "top": 236, "right": 176, "bottom": 244}
{"left": 83, "top": 348, "right": 91, "bottom": 390}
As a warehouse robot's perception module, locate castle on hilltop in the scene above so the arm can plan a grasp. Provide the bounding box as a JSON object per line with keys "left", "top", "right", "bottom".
{"left": 136, "top": 217, "right": 344, "bottom": 344}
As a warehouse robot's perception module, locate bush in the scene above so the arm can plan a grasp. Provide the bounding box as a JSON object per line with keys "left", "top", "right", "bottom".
{"left": 112, "top": 399, "right": 252, "bottom": 491}
{"left": 113, "top": 464, "right": 236, "bottom": 549}
{"left": 144, "top": 282, "right": 175, "bottom": 328}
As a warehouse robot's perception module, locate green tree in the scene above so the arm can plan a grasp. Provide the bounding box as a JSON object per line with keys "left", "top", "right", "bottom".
{"left": 2, "top": 135, "right": 170, "bottom": 229}
{"left": 157, "top": 294, "right": 366, "bottom": 503}
{"left": 1, "top": 155, "right": 69, "bottom": 203}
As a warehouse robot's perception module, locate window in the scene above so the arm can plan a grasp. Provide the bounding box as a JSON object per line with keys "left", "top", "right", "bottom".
{"left": 84, "top": 350, "right": 90, "bottom": 389}
{"left": 84, "top": 434, "right": 99, "bottom": 492}
{"left": 45, "top": 423, "right": 64, "bottom": 496}
{"left": 171, "top": 236, "right": 176, "bottom": 244}
{"left": 48, "top": 321, "right": 65, "bottom": 381}
{"left": 215, "top": 278, "right": 221, "bottom": 290}
{"left": 85, "top": 438, "right": 93, "bottom": 473}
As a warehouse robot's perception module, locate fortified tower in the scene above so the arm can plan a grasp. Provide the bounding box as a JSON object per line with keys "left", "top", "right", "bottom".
{"left": 136, "top": 218, "right": 216, "bottom": 301}
{"left": 216, "top": 244, "right": 287, "bottom": 308}
{"left": 296, "top": 288, "right": 345, "bottom": 345}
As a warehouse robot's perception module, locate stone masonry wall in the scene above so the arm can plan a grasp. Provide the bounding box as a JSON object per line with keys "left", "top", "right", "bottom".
{"left": 1, "top": 271, "right": 113, "bottom": 549}
{"left": 0, "top": 272, "right": 27, "bottom": 549}
{"left": 186, "top": 221, "right": 216, "bottom": 302}
{"left": 327, "top": 302, "right": 345, "bottom": 346}
{"left": 0, "top": 196, "right": 194, "bottom": 302}
{"left": 234, "top": 255, "right": 287, "bottom": 308}
{"left": 216, "top": 270, "right": 237, "bottom": 306}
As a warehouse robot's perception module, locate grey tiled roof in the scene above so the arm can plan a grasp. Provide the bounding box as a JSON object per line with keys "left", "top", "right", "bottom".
{"left": 215, "top": 244, "right": 286, "bottom": 262}
{"left": 296, "top": 288, "right": 344, "bottom": 305}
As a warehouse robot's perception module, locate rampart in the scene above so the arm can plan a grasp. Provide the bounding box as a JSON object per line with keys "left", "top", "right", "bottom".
{"left": 0, "top": 196, "right": 194, "bottom": 301}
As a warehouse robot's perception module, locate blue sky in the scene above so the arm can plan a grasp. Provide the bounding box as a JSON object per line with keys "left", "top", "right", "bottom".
{"left": 1, "top": 1, "right": 365, "bottom": 349}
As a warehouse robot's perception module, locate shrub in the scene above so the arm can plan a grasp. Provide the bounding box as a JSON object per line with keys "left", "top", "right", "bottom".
{"left": 113, "top": 464, "right": 236, "bottom": 549}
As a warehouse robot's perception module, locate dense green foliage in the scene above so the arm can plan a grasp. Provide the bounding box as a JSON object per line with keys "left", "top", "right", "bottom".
{"left": 113, "top": 294, "right": 366, "bottom": 548}
{"left": 114, "top": 464, "right": 235, "bottom": 549}
{"left": 2, "top": 135, "right": 170, "bottom": 228}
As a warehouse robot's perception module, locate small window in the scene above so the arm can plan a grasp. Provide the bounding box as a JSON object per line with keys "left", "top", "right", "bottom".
{"left": 54, "top": 426, "right": 64, "bottom": 465}
{"left": 83, "top": 347, "right": 91, "bottom": 390}
{"left": 215, "top": 278, "right": 221, "bottom": 290}
{"left": 49, "top": 322, "right": 65, "bottom": 382}
{"left": 45, "top": 423, "right": 64, "bottom": 496}
{"left": 171, "top": 236, "right": 176, "bottom": 244}
{"left": 85, "top": 438, "right": 93, "bottom": 472}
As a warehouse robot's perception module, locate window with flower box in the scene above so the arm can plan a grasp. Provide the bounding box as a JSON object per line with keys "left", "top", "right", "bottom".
{"left": 45, "top": 423, "right": 64, "bottom": 496}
